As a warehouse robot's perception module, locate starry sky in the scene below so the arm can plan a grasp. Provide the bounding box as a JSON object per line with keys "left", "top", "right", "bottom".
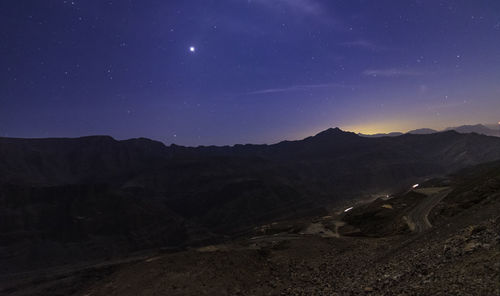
{"left": 2, "top": 1, "right": 500, "bottom": 146}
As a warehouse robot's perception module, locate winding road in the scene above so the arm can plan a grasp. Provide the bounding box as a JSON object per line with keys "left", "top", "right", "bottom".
{"left": 405, "top": 188, "right": 452, "bottom": 232}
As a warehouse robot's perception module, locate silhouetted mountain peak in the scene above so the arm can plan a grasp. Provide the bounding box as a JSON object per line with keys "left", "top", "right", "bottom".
{"left": 314, "top": 127, "right": 358, "bottom": 138}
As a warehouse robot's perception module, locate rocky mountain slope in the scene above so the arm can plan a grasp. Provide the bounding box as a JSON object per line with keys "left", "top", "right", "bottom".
{"left": 3, "top": 158, "right": 499, "bottom": 296}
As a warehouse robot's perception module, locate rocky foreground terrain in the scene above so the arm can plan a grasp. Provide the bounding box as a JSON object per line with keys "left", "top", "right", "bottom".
{"left": 2, "top": 160, "right": 499, "bottom": 295}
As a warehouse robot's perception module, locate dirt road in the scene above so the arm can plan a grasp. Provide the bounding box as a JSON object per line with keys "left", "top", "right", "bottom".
{"left": 406, "top": 188, "right": 451, "bottom": 232}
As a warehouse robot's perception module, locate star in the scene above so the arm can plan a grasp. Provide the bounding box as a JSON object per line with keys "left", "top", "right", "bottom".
{"left": 189, "top": 46, "right": 196, "bottom": 53}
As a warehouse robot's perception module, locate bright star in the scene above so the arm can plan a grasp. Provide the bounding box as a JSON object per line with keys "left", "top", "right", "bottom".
{"left": 189, "top": 46, "right": 196, "bottom": 53}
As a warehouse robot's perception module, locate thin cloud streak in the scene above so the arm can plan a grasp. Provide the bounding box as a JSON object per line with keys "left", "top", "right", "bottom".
{"left": 249, "top": 0, "right": 342, "bottom": 28}
{"left": 363, "top": 69, "right": 423, "bottom": 77}
{"left": 245, "top": 83, "right": 350, "bottom": 95}
{"left": 340, "top": 40, "right": 388, "bottom": 51}
{"left": 250, "top": 0, "right": 322, "bottom": 15}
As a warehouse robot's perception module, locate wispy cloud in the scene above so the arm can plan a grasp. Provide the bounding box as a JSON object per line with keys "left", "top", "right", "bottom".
{"left": 363, "top": 69, "right": 423, "bottom": 77}
{"left": 249, "top": 0, "right": 340, "bottom": 27}
{"left": 245, "top": 83, "right": 349, "bottom": 95}
{"left": 340, "top": 40, "right": 388, "bottom": 51}
{"left": 250, "top": 0, "right": 322, "bottom": 15}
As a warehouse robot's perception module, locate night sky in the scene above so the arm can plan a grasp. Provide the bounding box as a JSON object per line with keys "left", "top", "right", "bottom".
{"left": 2, "top": 1, "right": 500, "bottom": 146}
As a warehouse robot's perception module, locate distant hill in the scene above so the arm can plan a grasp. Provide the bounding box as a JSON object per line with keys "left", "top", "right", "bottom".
{"left": 358, "top": 132, "right": 403, "bottom": 138}
{"left": 445, "top": 124, "right": 500, "bottom": 137}
{"left": 484, "top": 123, "right": 500, "bottom": 130}
{"left": 358, "top": 128, "right": 440, "bottom": 137}
{"left": 407, "top": 128, "right": 438, "bottom": 135}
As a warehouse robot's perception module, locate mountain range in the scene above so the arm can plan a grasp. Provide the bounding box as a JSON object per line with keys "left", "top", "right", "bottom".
{"left": 358, "top": 124, "right": 500, "bottom": 138}
{"left": 2, "top": 128, "right": 500, "bottom": 276}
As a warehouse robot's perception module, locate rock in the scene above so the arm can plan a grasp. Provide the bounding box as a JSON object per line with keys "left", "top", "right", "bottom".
{"left": 463, "top": 241, "right": 480, "bottom": 253}
{"left": 364, "top": 287, "right": 374, "bottom": 292}
{"left": 469, "top": 225, "right": 487, "bottom": 235}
